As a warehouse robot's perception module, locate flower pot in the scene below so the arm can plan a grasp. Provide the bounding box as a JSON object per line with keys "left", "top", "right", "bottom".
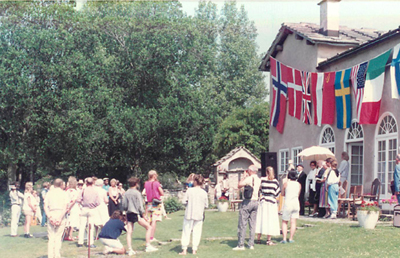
{"left": 217, "top": 202, "right": 229, "bottom": 212}
{"left": 357, "top": 210, "right": 379, "bottom": 229}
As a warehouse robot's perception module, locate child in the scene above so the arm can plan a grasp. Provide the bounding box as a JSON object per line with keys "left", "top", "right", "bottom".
{"left": 281, "top": 169, "right": 301, "bottom": 244}
{"left": 122, "top": 177, "right": 158, "bottom": 255}
{"left": 179, "top": 175, "right": 208, "bottom": 255}
{"left": 98, "top": 210, "right": 126, "bottom": 255}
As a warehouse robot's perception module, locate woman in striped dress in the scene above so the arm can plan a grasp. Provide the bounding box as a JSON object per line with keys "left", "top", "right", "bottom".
{"left": 255, "top": 166, "right": 281, "bottom": 246}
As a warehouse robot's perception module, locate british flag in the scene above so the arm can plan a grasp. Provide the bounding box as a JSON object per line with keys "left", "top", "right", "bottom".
{"left": 301, "top": 71, "right": 312, "bottom": 125}
{"left": 270, "top": 57, "right": 288, "bottom": 133}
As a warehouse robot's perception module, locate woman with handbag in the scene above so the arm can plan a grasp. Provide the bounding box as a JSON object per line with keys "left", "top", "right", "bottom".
{"left": 144, "top": 170, "right": 164, "bottom": 243}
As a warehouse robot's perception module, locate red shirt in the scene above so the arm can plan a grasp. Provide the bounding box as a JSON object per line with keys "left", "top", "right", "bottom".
{"left": 144, "top": 181, "right": 161, "bottom": 202}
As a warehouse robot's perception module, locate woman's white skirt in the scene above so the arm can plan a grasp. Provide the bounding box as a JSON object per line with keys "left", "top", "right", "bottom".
{"left": 255, "top": 201, "right": 280, "bottom": 236}
{"left": 68, "top": 204, "right": 81, "bottom": 228}
{"left": 95, "top": 202, "right": 109, "bottom": 226}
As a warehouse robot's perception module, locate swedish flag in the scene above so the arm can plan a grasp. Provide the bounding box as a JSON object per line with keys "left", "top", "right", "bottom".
{"left": 334, "top": 69, "right": 352, "bottom": 129}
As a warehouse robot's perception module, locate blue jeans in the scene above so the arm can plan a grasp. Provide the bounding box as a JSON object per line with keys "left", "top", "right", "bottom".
{"left": 41, "top": 208, "right": 47, "bottom": 226}
{"left": 328, "top": 184, "right": 339, "bottom": 213}
{"left": 397, "top": 194, "right": 400, "bottom": 204}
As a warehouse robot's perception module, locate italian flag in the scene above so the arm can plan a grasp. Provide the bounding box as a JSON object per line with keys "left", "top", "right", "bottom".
{"left": 359, "top": 50, "right": 391, "bottom": 124}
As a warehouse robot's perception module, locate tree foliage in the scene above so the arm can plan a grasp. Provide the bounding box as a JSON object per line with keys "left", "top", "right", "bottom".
{"left": 0, "top": 0, "right": 267, "bottom": 187}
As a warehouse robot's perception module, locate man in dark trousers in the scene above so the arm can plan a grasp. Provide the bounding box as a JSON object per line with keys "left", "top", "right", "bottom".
{"left": 296, "top": 164, "right": 307, "bottom": 216}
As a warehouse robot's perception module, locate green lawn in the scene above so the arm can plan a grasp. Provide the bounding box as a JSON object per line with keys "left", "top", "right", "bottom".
{"left": 0, "top": 210, "right": 398, "bottom": 257}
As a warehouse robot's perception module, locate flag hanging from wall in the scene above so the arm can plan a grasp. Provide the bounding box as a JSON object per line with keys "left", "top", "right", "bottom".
{"left": 270, "top": 57, "right": 288, "bottom": 133}
{"left": 311, "top": 72, "right": 335, "bottom": 126}
{"left": 350, "top": 61, "right": 368, "bottom": 122}
{"left": 391, "top": 43, "right": 400, "bottom": 99}
{"left": 358, "top": 50, "right": 391, "bottom": 124}
{"left": 334, "top": 68, "right": 352, "bottom": 129}
{"left": 287, "top": 68, "right": 303, "bottom": 120}
{"left": 301, "top": 71, "right": 312, "bottom": 125}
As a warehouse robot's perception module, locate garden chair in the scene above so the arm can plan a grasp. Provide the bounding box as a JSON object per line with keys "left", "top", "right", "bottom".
{"left": 337, "top": 180, "right": 348, "bottom": 217}
{"left": 348, "top": 185, "right": 364, "bottom": 220}
{"left": 362, "top": 178, "right": 381, "bottom": 202}
{"left": 230, "top": 189, "right": 242, "bottom": 211}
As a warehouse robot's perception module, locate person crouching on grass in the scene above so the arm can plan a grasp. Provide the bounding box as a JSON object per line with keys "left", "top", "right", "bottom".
{"left": 98, "top": 210, "right": 126, "bottom": 255}
{"left": 122, "top": 177, "right": 158, "bottom": 255}
{"left": 179, "top": 174, "right": 208, "bottom": 255}
{"left": 281, "top": 169, "right": 301, "bottom": 244}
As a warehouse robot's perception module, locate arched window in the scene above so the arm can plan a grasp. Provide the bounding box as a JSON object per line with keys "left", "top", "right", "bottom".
{"left": 346, "top": 121, "right": 364, "bottom": 142}
{"left": 376, "top": 114, "right": 398, "bottom": 197}
{"left": 320, "top": 125, "right": 335, "bottom": 154}
{"left": 345, "top": 121, "right": 364, "bottom": 186}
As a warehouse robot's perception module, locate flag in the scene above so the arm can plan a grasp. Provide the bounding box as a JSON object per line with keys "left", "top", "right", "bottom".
{"left": 391, "top": 43, "right": 400, "bottom": 99}
{"left": 287, "top": 67, "right": 303, "bottom": 120}
{"left": 311, "top": 72, "right": 335, "bottom": 126}
{"left": 270, "top": 57, "right": 288, "bottom": 133}
{"left": 301, "top": 71, "right": 312, "bottom": 125}
{"left": 359, "top": 50, "right": 391, "bottom": 124}
{"left": 350, "top": 61, "right": 368, "bottom": 122}
{"left": 334, "top": 69, "right": 352, "bottom": 129}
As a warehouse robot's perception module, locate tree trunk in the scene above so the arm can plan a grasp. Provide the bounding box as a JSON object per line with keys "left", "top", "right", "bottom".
{"left": 7, "top": 163, "right": 17, "bottom": 185}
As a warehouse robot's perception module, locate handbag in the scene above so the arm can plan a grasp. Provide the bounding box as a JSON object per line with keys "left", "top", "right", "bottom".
{"left": 243, "top": 176, "right": 254, "bottom": 200}
{"left": 151, "top": 182, "right": 162, "bottom": 206}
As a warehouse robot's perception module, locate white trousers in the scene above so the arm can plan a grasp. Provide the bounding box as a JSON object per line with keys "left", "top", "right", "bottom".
{"left": 47, "top": 219, "right": 66, "bottom": 258}
{"left": 78, "top": 207, "right": 96, "bottom": 245}
{"left": 10, "top": 205, "right": 21, "bottom": 236}
{"left": 181, "top": 218, "right": 203, "bottom": 251}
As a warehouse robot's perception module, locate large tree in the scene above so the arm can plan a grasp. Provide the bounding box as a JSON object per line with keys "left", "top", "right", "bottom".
{"left": 0, "top": 0, "right": 267, "bottom": 187}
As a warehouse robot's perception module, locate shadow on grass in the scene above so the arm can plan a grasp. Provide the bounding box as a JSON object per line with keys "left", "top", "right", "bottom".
{"left": 169, "top": 244, "right": 182, "bottom": 254}
{"left": 220, "top": 239, "right": 237, "bottom": 248}
{"left": 349, "top": 225, "right": 361, "bottom": 228}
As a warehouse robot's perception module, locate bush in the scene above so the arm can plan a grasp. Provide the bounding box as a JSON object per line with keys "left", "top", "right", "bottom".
{"left": 163, "top": 197, "right": 183, "bottom": 214}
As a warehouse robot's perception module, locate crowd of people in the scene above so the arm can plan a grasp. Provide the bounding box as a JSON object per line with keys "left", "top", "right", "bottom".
{"left": 8, "top": 170, "right": 169, "bottom": 257}
{"left": 8, "top": 152, "right": 350, "bottom": 256}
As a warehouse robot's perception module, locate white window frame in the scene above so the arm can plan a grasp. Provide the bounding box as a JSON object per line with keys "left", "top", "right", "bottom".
{"left": 279, "top": 149, "right": 290, "bottom": 174}
{"left": 320, "top": 125, "right": 335, "bottom": 154}
{"left": 374, "top": 112, "right": 398, "bottom": 199}
{"left": 292, "top": 146, "right": 303, "bottom": 166}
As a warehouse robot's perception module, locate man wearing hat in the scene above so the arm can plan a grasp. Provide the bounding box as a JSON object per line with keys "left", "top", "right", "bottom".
{"left": 9, "top": 182, "right": 24, "bottom": 237}
{"left": 296, "top": 164, "right": 307, "bottom": 216}
{"left": 103, "top": 178, "right": 110, "bottom": 193}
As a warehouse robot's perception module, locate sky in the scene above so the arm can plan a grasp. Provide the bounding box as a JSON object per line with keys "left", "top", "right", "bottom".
{"left": 180, "top": 0, "right": 400, "bottom": 56}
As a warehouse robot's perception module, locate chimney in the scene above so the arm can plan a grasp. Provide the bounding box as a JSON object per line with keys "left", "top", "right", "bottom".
{"left": 318, "top": 0, "right": 340, "bottom": 37}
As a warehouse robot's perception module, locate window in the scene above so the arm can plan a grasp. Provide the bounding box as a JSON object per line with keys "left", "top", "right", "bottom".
{"left": 279, "top": 149, "right": 289, "bottom": 174}
{"left": 292, "top": 147, "right": 303, "bottom": 166}
{"left": 376, "top": 114, "right": 398, "bottom": 197}
{"left": 346, "top": 121, "right": 364, "bottom": 142}
{"left": 320, "top": 125, "right": 335, "bottom": 154}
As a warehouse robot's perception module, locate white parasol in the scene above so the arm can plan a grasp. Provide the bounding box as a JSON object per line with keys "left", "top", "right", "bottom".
{"left": 297, "top": 146, "right": 335, "bottom": 161}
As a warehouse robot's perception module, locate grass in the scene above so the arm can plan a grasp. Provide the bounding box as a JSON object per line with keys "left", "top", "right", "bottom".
{"left": 0, "top": 210, "right": 398, "bottom": 257}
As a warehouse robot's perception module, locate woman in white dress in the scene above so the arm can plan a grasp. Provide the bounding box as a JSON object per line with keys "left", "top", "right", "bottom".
{"left": 95, "top": 179, "right": 109, "bottom": 239}
{"left": 65, "top": 176, "right": 80, "bottom": 241}
{"left": 255, "top": 166, "right": 281, "bottom": 245}
{"left": 23, "top": 182, "right": 36, "bottom": 238}
{"left": 281, "top": 170, "right": 301, "bottom": 244}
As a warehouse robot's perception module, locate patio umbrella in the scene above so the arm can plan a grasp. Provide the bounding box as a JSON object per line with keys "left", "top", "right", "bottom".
{"left": 297, "top": 146, "right": 335, "bottom": 161}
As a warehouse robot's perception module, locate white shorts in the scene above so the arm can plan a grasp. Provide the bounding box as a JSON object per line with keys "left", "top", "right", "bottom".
{"left": 282, "top": 205, "right": 299, "bottom": 221}
{"left": 99, "top": 238, "right": 123, "bottom": 249}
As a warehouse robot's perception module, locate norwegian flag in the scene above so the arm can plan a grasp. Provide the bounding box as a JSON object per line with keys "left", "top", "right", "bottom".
{"left": 287, "top": 67, "right": 303, "bottom": 120}
{"left": 269, "top": 57, "right": 288, "bottom": 133}
{"left": 301, "top": 71, "right": 312, "bottom": 125}
{"left": 351, "top": 61, "right": 368, "bottom": 122}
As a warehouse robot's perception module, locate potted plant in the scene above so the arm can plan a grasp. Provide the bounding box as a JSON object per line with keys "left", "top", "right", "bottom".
{"left": 381, "top": 195, "right": 398, "bottom": 212}
{"left": 217, "top": 197, "right": 229, "bottom": 212}
{"left": 357, "top": 201, "right": 380, "bottom": 229}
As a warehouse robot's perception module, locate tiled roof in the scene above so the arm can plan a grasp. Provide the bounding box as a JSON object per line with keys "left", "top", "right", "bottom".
{"left": 213, "top": 146, "right": 261, "bottom": 167}
{"left": 284, "top": 22, "right": 384, "bottom": 45}
{"left": 259, "top": 22, "right": 386, "bottom": 71}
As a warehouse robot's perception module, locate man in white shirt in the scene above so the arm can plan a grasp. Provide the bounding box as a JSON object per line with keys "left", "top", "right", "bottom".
{"left": 44, "top": 179, "right": 69, "bottom": 258}
{"left": 9, "top": 182, "right": 24, "bottom": 237}
{"left": 233, "top": 165, "right": 261, "bottom": 251}
{"left": 306, "top": 161, "right": 318, "bottom": 217}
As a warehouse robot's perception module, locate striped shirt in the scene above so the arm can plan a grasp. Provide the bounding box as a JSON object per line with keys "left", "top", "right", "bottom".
{"left": 259, "top": 178, "right": 281, "bottom": 204}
